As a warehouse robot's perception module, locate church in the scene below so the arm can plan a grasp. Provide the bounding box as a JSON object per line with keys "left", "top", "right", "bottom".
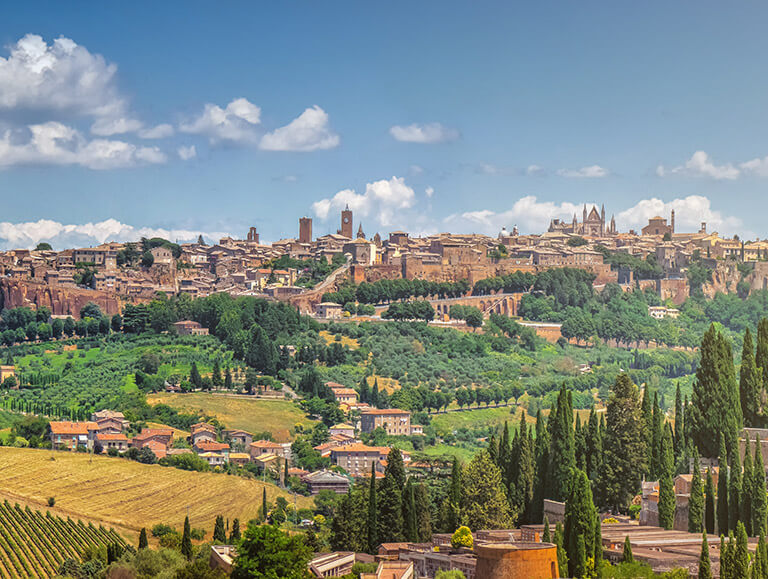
{"left": 548, "top": 204, "right": 617, "bottom": 237}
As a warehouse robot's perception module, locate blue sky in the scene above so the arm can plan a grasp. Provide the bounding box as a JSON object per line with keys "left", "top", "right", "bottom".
{"left": 0, "top": 1, "right": 767, "bottom": 248}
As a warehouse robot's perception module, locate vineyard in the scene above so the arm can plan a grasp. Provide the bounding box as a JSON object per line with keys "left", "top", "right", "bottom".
{"left": 0, "top": 500, "right": 125, "bottom": 578}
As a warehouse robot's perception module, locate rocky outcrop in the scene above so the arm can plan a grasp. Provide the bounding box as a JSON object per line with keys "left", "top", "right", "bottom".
{"left": 0, "top": 279, "right": 121, "bottom": 318}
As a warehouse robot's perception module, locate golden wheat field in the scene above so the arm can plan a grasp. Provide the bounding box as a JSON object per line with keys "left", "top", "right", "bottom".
{"left": 0, "top": 448, "right": 311, "bottom": 539}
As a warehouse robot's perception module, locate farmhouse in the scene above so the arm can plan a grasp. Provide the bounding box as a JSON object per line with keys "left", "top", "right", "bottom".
{"left": 49, "top": 421, "right": 98, "bottom": 450}
{"left": 95, "top": 433, "right": 129, "bottom": 452}
{"left": 302, "top": 470, "right": 351, "bottom": 495}
{"left": 360, "top": 409, "right": 412, "bottom": 436}
{"left": 172, "top": 320, "right": 210, "bottom": 336}
{"left": 223, "top": 429, "right": 254, "bottom": 447}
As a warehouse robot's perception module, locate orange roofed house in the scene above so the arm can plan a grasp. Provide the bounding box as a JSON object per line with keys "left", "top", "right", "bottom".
{"left": 360, "top": 409, "right": 411, "bottom": 436}
{"left": 50, "top": 421, "right": 98, "bottom": 450}
{"left": 95, "top": 433, "right": 129, "bottom": 453}
{"left": 132, "top": 428, "right": 173, "bottom": 459}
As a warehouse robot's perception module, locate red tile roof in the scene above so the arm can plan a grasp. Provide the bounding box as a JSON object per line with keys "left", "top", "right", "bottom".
{"left": 95, "top": 433, "right": 128, "bottom": 441}
{"left": 50, "top": 422, "right": 91, "bottom": 435}
{"left": 195, "top": 441, "right": 230, "bottom": 452}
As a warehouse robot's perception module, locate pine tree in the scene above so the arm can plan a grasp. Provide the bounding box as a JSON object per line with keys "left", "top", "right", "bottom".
{"left": 728, "top": 443, "right": 741, "bottom": 533}
{"left": 622, "top": 536, "right": 633, "bottom": 563}
{"left": 733, "top": 521, "right": 749, "bottom": 579}
{"left": 181, "top": 515, "right": 192, "bottom": 560}
{"left": 461, "top": 450, "right": 514, "bottom": 529}
{"left": 554, "top": 522, "right": 569, "bottom": 578}
{"left": 547, "top": 385, "right": 575, "bottom": 502}
{"left": 705, "top": 468, "right": 715, "bottom": 535}
{"left": 689, "top": 324, "right": 742, "bottom": 458}
{"left": 543, "top": 516, "right": 551, "bottom": 543}
{"left": 213, "top": 514, "right": 226, "bottom": 542}
{"left": 229, "top": 518, "right": 241, "bottom": 543}
{"left": 564, "top": 470, "right": 595, "bottom": 577}
{"left": 742, "top": 437, "right": 754, "bottom": 536}
{"left": 697, "top": 531, "right": 712, "bottom": 579}
{"left": 600, "top": 373, "right": 647, "bottom": 511}
{"left": 740, "top": 327, "right": 762, "bottom": 427}
{"left": 414, "top": 483, "right": 432, "bottom": 542}
{"left": 754, "top": 435, "right": 768, "bottom": 536}
{"left": 138, "top": 527, "right": 148, "bottom": 549}
{"left": 367, "top": 463, "right": 378, "bottom": 553}
{"left": 717, "top": 438, "right": 729, "bottom": 535}
{"left": 689, "top": 451, "right": 704, "bottom": 533}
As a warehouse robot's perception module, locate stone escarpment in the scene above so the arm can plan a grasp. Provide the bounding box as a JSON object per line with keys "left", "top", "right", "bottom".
{"left": 0, "top": 279, "right": 121, "bottom": 318}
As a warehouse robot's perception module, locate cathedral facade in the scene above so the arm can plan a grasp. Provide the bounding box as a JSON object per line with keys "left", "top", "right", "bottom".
{"left": 548, "top": 204, "right": 617, "bottom": 237}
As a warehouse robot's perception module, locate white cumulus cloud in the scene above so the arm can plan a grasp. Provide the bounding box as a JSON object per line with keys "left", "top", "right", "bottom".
{"left": 138, "top": 123, "right": 174, "bottom": 139}
{"left": 389, "top": 122, "right": 459, "bottom": 144}
{"left": 444, "top": 195, "right": 584, "bottom": 235}
{"left": 657, "top": 151, "right": 740, "bottom": 180}
{"left": 617, "top": 195, "right": 744, "bottom": 235}
{"left": 739, "top": 156, "right": 768, "bottom": 177}
{"left": 0, "top": 34, "right": 126, "bottom": 119}
{"left": 260, "top": 105, "right": 339, "bottom": 152}
{"left": 312, "top": 177, "right": 416, "bottom": 227}
{"left": 0, "top": 122, "right": 166, "bottom": 170}
{"left": 90, "top": 117, "right": 144, "bottom": 136}
{"left": 177, "top": 145, "right": 196, "bottom": 160}
{"left": 179, "top": 97, "right": 262, "bottom": 144}
{"left": 0, "top": 218, "right": 227, "bottom": 250}
{"left": 557, "top": 165, "right": 609, "bottom": 178}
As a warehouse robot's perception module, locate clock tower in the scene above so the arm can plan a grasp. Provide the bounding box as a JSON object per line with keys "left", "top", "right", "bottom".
{"left": 340, "top": 204, "right": 353, "bottom": 239}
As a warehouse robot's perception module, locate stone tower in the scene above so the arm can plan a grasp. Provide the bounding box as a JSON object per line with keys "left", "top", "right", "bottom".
{"left": 671, "top": 210, "right": 675, "bottom": 233}
{"left": 340, "top": 205, "right": 353, "bottom": 239}
{"left": 299, "top": 217, "right": 312, "bottom": 244}
{"left": 246, "top": 227, "right": 259, "bottom": 244}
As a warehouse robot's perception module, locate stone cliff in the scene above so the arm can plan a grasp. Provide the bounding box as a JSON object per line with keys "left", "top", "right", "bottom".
{"left": 0, "top": 279, "right": 121, "bottom": 318}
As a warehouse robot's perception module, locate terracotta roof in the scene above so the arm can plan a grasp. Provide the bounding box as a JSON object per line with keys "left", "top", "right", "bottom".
{"left": 195, "top": 441, "right": 230, "bottom": 451}
{"left": 50, "top": 421, "right": 94, "bottom": 435}
{"left": 332, "top": 388, "right": 358, "bottom": 396}
{"left": 250, "top": 439, "right": 283, "bottom": 449}
{"left": 228, "top": 453, "right": 251, "bottom": 460}
{"left": 95, "top": 433, "right": 128, "bottom": 441}
{"left": 331, "top": 444, "right": 391, "bottom": 454}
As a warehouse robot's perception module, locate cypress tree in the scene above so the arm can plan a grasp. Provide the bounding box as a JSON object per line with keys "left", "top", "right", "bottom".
{"left": 572, "top": 534, "right": 587, "bottom": 579}
{"left": 740, "top": 327, "right": 762, "bottom": 427}
{"left": 402, "top": 478, "right": 418, "bottom": 542}
{"left": 757, "top": 318, "right": 768, "bottom": 394}
{"left": 658, "top": 474, "right": 675, "bottom": 530}
{"left": 181, "top": 515, "right": 192, "bottom": 560}
{"left": 754, "top": 435, "right": 767, "bottom": 536}
{"left": 367, "top": 462, "right": 378, "bottom": 553}
{"left": 720, "top": 535, "right": 731, "bottom": 579}
{"left": 733, "top": 521, "right": 749, "bottom": 579}
{"left": 379, "top": 448, "right": 405, "bottom": 542}
{"left": 651, "top": 392, "right": 663, "bottom": 479}
{"left": 498, "top": 421, "right": 510, "bottom": 480}
{"left": 674, "top": 383, "right": 684, "bottom": 460}
{"left": 717, "top": 438, "right": 729, "bottom": 535}
{"left": 138, "top": 527, "right": 148, "bottom": 549}
{"left": 728, "top": 443, "right": 741, "bottom": 533}
{"left": 698, "top": 531, "right": 712, "bottom": 579}
{"left": 359, "top": 376, "right": 369, "bottom": 404}
{"left": 642, "top": 386, "right": 653, "bottom": 477}
{"left": 622, "top": 535, "right": 633, "bottom": 563}
{"left": 757, "top": 534, "right": 768, "bottom": 579}
{"left": 742, "top": 437, "right": 754, "bottom": 536}
{"left": 689, "top": 451, "right": 704, "bottom": 533}
{"left": 574, "top": 414, "right": 586, "bottom": 471}
{"left": 515, "top": 413, "right": 535, "bottom": 523}
{"left": 689, "top": 324, "right": 742, "bottom": 458}
{"left": 547, "top": 385, "right": 575, "bottom": 502}
{"left": 554, "top": 522, "right": 568, "bottom": 578}
{"left": 593, "top": 512, "right": 603, "bottom": 579}
{"left": 564, "top": 470, "right": 595, "bottom": 577}
{"left": 543, "top": 516, "right": 551, "bottom": 543}
{"left": 532, "top": 409, "right": 550, "bottom": 523}
{"left": 414, "top": 483, "right": 432, "bottom": 542}
{"left": 229, "top": 518, "right": 241, "bottom": 543}
{"left": 213, "top": 514, "right": 226, "bottom": 542}
{"left": 261, "top": 488, "right": 268, "bottom": 522}
{"left": 705, "top": 468, "right": 715, "bottom": 535}
{"left": 586, "top": 407, "right": 603, "bottom": 482}
{"left": 224, "top": 367, "right": 233, "bottom": 389}
{"left": 445, "top": 456, "right": 462, "bottom": 532}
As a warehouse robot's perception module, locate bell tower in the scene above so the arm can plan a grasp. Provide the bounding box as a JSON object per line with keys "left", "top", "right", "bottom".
{"left": 340, "top": 205, "right": 353, "bottom": 238}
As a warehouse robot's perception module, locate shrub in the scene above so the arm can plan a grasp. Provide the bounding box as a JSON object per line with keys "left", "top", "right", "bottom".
{"left": 451, "top": 526, "right": 473, "bottom": 549}
{"left": 47, "top": 497, "right": 55, "bottom": 507}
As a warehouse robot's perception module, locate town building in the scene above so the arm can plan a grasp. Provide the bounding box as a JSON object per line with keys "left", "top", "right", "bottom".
{"left": 360, "top": 409, "right": 412, "bottom": 436}
{"left": 172, "top": 320, "right": 209, "bottom": 336}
